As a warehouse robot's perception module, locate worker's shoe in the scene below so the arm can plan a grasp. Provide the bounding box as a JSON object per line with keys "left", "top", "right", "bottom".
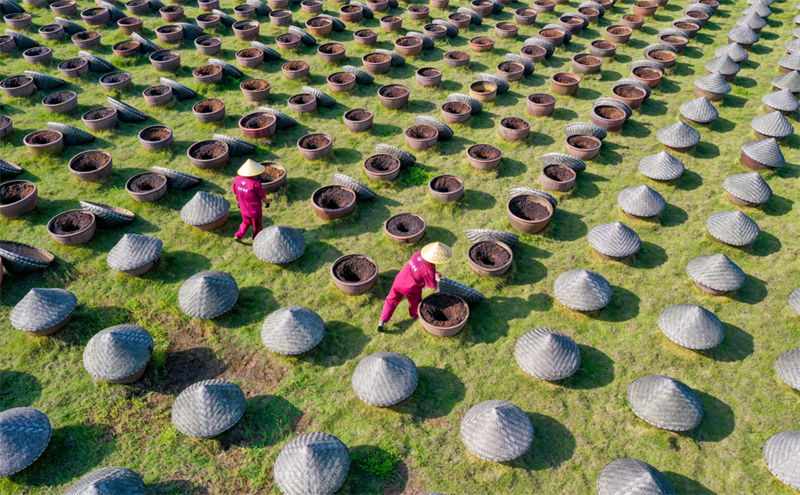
{"left": 377, "top": 322, "right": 385, "bottom": 333}
{"left": 234, "top": 236, "right": 244, "bottom": 243}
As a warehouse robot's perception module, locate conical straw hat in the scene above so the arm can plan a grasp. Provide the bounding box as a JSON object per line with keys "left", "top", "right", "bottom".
{"left": 237, "top": 158, "right": 264, "bottom": 177}
{"left": 421, "top": 242, "right": 452, "bottom": 264}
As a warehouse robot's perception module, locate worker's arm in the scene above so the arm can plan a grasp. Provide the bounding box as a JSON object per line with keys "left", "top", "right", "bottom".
{"left": 422, "top": 264, "right": 438, "bottom": 289}
{"left": 256, "top": 182, "right": 269, "bottom": 207}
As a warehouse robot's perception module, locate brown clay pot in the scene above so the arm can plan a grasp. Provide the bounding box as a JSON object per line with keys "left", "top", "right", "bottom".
{"left": 606, "top": 25, "right": 633, "bottom": 43}
{"left": 4, "top": 12, "right": 31, "bottom": 30}
{"left": 288, "top": 93, "right": 317, "bottom": 113}
{"left": 126, "top": 0, "right": 150, "bottom": 14}
{"left": 301, "top": 0, "right": 323, "bottom": 13}
{"left": 540, "top": 164, "right": 576, "bottom": 191}
{"left": 441, "top": 101, "right": 471, "bottom": 123}
{"left": 237, "top": 47, "right": 264, "bottom": 68}
{"left": 42, "top": 91, "right": 77, "bottom": 113}
{"left": 0, "top": 180, "right": 37, "bottom": 219}
{"left": 233, "top": 20, "right": 260, "bottom": 40}
{"left": 2, "top": 75, "right": 35, "bottom": 97}
{"left": 259, "top": 162, "right": 287, "bottom": 193}
{"left": 471, "top": 0, "right": 493, "bottom": 16}
{"left": 117, "top": 17, "right": 144, "bottom": 37}
{"left": 235, "top": 3, "right": 256, "bottom": 18}
{"left": 47, "top": 209, "right": 97, "bottom": 245}
{"left": 311, "top": 185, "right": 356, "bottom": 219}
{"left": 499, "top": 117, "right": 530, "bottom": 141}
{"left": 339, "top": 4, "right": 364, "bottom": 22}
{"left": 306, "top": 16, "right": 333, "bottom": 35}
{"left": 498, "top": 61, "right": 525, "bottom": 81}
{"left": 520, "top": 44, "right": 547, "bottom": 63}
{"left": 192, "top": 98, "right": 226, "bottom": 123}
{"left": 405, "top": 124, "right": 438, "bottom": 150}
{"left": 470, "top": 36, "right": 495, "bottom": 52}
{"left": 468, "top": 241, "right": 513, "bottom": 276}
{"left": 81, "top": 107, "right": 118, "bottom": 131}
{"left": 673, "top": 20, "right": 699, "bottom": 37}
{"left": 196, "top": 13, "right": 221, "bottom": 28}
{"left": 467, "top": 144, "right": 502, "bottom": 170}
{"left": 590, "top": 40, "right": 617, "bottom": 57}
{"left": 331, "top": 254, "right": 378, "bottom": 295}
{"left": 58, "top": 58, "right": 89, "bottom": 78}
{"left": 239, "top": 112, "right": 277, "bottom": 139}
{"left": 591, "top": 105, "right": 627, "bottom": 131}
{"left": 68, "top": 150, "right": 112, "bottom": 181}
{"left": 496, "top": 22, "right": 519, "bottom": 38}
{"left": 384, "top": 213, "right": 425, "bottom": 242}
{"left": 363, "top": 52, "right": 392, "bottom": 74}
{"left": 507, "top": 194, "right": 554, "bottom": 233}
{"left": 240, "top": 78, "right": 271, "bottom": 101}
{"left": 444, "top": 51, "right": 470, "bottom": 67}
{"left": 560, "top": 14, "right": 585, "bottom": 34}
{"left": 0, "top": 35, "right": 16, "bottom": 53}
{"left": 364, "top": 153, "right": 400, "bottom": 180}
{"left": 551, "top": 72, "right": 581, "bottom": 95}
{"left": 343, "top": 108, "right": 374, "bottom": 132}
{"left": 23, "top": 47, "right": 53, "bottom": 65}
{"left": 282, "top": 60, "right": 309, "bottom": 79}
{"left": 198, "top": 0, "right": 220, "bottom": 10}
{"left": 99, "top": 72, "right": 132, "bottom": 90}
{"left": 81, "top": 7, "right": 110, "bottom": 25}
{"left": 395, "top": 36, "right": 423, "bottom": 57}
{"left": 160, "top": 5, "right": 184, "bottom": 21}
{"left": 428, "top": 174, "right": 464, "bottom": 202}
{"left": 566, "top": 135, "right": 602, "bottom": 159}
{"left": 448, "top": 13, "right": 471, "bottom": 28}
{"left": 39, "top": 24, "right": 65, "bottom": 40}
{"left": 50, "top": 0, "right": 77, "bottom": 15}
{"left": 187, "top": 140, "right": 229, "bottom": 169}
{"left": 407, "top": 4, "right": 429, "bottom": 20}
{"left": 612, "top": 84, "right": 647, "bottom": 108}
{"left": 380, "top": 15, "right": 402, "bottom": 31}
{"left": 139, "top": 125, "right": 173, "bottom": 150}
{"left": 297, "top": 133, "right": 333, "bottom": 159}
{"left": 527, "top": 93, "right": 556, "bottom": 117}
{"left": 126, "top": 172, "right": 168, "bottom": 202}
{"left": 572, "top": 54, "right": 602, "bottom": 74}
{"left": 532, "top": 0, "right": 555, "bottom": 12}
{"left": 632, "top": 0, "right": 658, "bottom": 16}
{"left": 416, "top": 67, "right": 442, "bottom": 87}
{"left": 149, "top": 50, "right": 181, "bottom": 72}
{"left": 71, "top": 30, "right": 101, "bottom": 49}
{"left": 418, "top": 293, "right": 469, "bottom": 337}
{"left": 539, "top": 27, "right": 565, "bottom": 46}
{"left": 430, "top": 0, "right": 448, "bottom": 7}
{"left": 632, "top": 66, "right": 663, "bottom": 87}
{"left": 378, "top": 84, "right": 410, "bottom": 109}
{"left": 270, "top": 10, "right": 292, "bottom": 26}
{"left": 515, "top": 8, "right": 538, "bottom": 24}
{"left": 354, "top": 29, "right": 378, "bottom": 45}
{"left": 659, "top": 34, "right": 688, "bottom": 52}
{"left": 318, "top": 42, "right": 346, "bottom": 63}
{"left": 622, "top": 14, "right": 645, "bottom": 29}
{"left": 0, "top": 115, "right": 10, "bottom": 139}
{"left": 112, "top": 40, "right": 141, "bottom": 57}
{"left": 142, "top": 85, "right": 173, "bottom": 106}
{"left": 470, "top": 81, "right": 497, "bottom": 102}
{"left": 578, "top": 6, "right": 600, "bottom": 21}
{"left": 276, "top": 33, "right": 302, "bottom": 50}
{"left": 367, "top": 0, "right": 388, "bottom": 11}
{"left": 156, "top": 24, "right": 184, "bottom": 43}
{"left": 647, "top": 49, "right": 677, "bottom": 68}
{"left": 327, "top": 72, "right": 356, "bottom": 92}
{"left": 193, "top": 64, "right": 223, "bottom": 84}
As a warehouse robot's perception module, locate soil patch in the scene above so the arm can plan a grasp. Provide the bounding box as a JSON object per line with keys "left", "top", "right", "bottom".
{"left": 284, "top": 60, "right": 308, "bottom": 70}
{"left": 595, "top": 106, "right": 625, "bottom": 119}
{"left": 195, "top": 99, "right": 224, "bottom": 112}
{"left": 407, "top": 125, "right": 436, "bottom": 139}
{"left": 346, "top": 109, "right": 372, "bottom": 121}
{"left": 320, "top": 43, "right": 344, "bottom": 54}
{"left": 469, "top": 144, "right": 501, "bottom": 160}
{"left": 195, "top": 64, "right": 221, "bottom": 76}
{"left": 662, "top": 36, "right": 686, "bottom": 44}
{"left": 242, "top": 113, "right": 274, "bottom": 129}
{"left": 141, "top": 127, "right": 171, "bottom": 141}
{"left": 509, "top": 195, "right": 551, "bottom": 221}
{"left": 101, "top": 72, "right": 128, "bottom": 83}
{"left": 568, "top": 135, "right": 599, "bottom": 149}
{"left": 443, "top": 102, "right": 470, "bottom": 114}
{"left": 450, "top": 13, "right": 470, "bottom": 22}
{"left": 43, "top": 92, "right": 73, "bottom": 104}
{"left": 314, "top": 186, "right": 353, "bottom": 209}
{"left": 0, "top": 183, "right": 34, "bottom": 204}
{"left": 575, "top": 55, "right": 601, "bottom": 66}
{"left": 608, "top": 27, "right": 629, "bottom": 35}
{"left": 553, "top": 73, "right": 578, "bottom": 84}
{"left": 241, "top": 78, "right": 269, "bottom": 90}
{"left": 430, "top": 175, "right": 461, "bottom": 192}
{"left": 71, "top": 152, "right": 110, "bottom": 171}
{"left": 649, "top": 50, "right": 676, "bottom": 62}
{"left": 27, "top": 131, "right": 60, "bottom": 144}
{"left": 151, "top": 50, "right": 178, "bottom": 61}
{"left": 529, "top": 93, "right": 554, "bottom": 104}
{"left": 50, "top": 210, "right": 93, "bottom": 234}
{"left": 544, "top": 164, "right": 573, "bottom": 181}
{"left": 365, "top": 154, "right": 399, "bottom": 172}
{"left": 299, "top": 134, "right": 330, "bottom": 149}
{"left": 502, "top": 118, "right": 528, "bottom": 130}
{"left": 418, "top": 68, "right": 440, "bottom": 77}
{"left": 380, "top": 85, "right": 409, "bottom": 98}
{"left": 498, "top": 61, "right": 522, "bottom": 72}
{"left": 73, "top": 31, "right": 98, "bottom": 41}
{"left": 674, "top": 22, "right": 697, "bottom": 30}
{"left": 469, "top": 242, "right": 510, "bottom": 268}
{"left": 191, "top": 141, "right": 226, "bottom": 159}
{"left": 84, "top": 108, "right": 115, "bottom": 120}
{"left": 633, "top": 67, "right": 661, "bottom": 79}
{"left": 342, "top": 4, "right": 361, "bottom": 12}
{"left": 143, "top": 85, "right": 169, "bottom": 96}
{"left": 238, "top": 48, "right": 261, "bottom": 58}
{"left": 260, "top": 165, "right": 284, "bottom": 182}
{"left": 61, "top": 59, "right": 86, "bottom": 69}
{"left": 614, "top": 85, "right": 644, "bottom": 98}
{"left": 540, "top": 28, "right": 563, "bottom": 38}
{"left": 386, "top": 213, "right": 423, "bottom": 235}
{"left": 289, "top": 94, "right": 315, "bottom": 104}
{"left": 308, "top": 17, "right": 330, "bottom": 27}
{"left": 329, "top": 72, "right": 354, "bottom": 84}
{"left": 333, "top": 255, "right": 376, "bottom": 282}
{"left": 420, "top": 293, "right": 467, "bottom": 327}
{"left": 396, "top": 37, "right": 419, "bottom": 47}
{"left": 129, "top": 173, "right": 166, "bottom": 192}
{"left": 365, "top": 53, "right": 390, "bottom": 63}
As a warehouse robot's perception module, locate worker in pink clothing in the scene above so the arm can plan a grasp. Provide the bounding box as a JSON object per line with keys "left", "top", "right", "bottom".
{"left": 378, "top": 242, "right": 452, "bottom": 332}
{"left": 232, "top": 159, "right": 270, "bottom": 241}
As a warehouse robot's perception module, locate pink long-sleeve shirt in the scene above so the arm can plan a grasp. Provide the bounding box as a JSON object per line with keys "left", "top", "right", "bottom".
{"left": 232, "top": 175, "right": 266, "bottom": 217}
{"left": 391, "top": 251, "right": 438, "bottom": 295}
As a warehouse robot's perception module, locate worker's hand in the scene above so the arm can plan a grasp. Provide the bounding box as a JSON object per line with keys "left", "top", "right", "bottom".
{"left": 435, "top": 272, "right": 442, "bottom": 282}
{"left": 264, "top": 200, "right": 270, "bottom": 208}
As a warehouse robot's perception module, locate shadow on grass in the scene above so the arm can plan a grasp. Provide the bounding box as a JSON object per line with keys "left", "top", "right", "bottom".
{"left": 469, "top": 293, "right": 548, "bottom": 343}
{"left": 596, "top": 286, "right": 640, "bottom": 322}
{"left": 660, "top": 203, "right": 689, "bottom": 227}
{"left": 547, "top": 209, "right": 587, "bottom": 241}
{"left": 676, "top": 169, "right": 703, "bottom": 191}
{"left": 300, "top": 320, "right": 368, "bottom": 367}
{"left": 142, "top": 347, "right": 227, "bottom": 395}
{"left": 744, "top": 231, "right": 781, "bottom": 257}
{"left": 0, "top": 370, "right": 41, "bottom": 409}
{"left": 55, "top": 305, "right": 133, "bottom": 346}
{"left": 11, "top": 423, "right": 116, "bottom": 486}
{"left": 562, "top": 344, "right": 614, "bottom": 389}
{"left": 345, "top": 445, "right": 405, "bottom": 494}
{"left": 144, "top": 250, "right": 211, "bottom": 283}
{"left": 763, "top": 194, "right": 793, "bottom": 216}
{"left": 148, "top": 480, "right": 210, "bottom": 495}
{"left": 216, "top": 286, "right": 275, "bottom": 328}
{"left": 735, "top": 274, "right": 767, "bottom": 305}
{"left": 393, "top": 366, "right": 465, "bottom": 419}
{"left": 698, "top": 322, "right": 753, "bottom": 362}
{"left": 687, "top": 390, "right": 735, "bottom": 442}
{"left": 510, "top": 413, "right": 575, "bottom": 470}
{"left": 626, "top": 241, "right": 668, "bottom": 269}
{"left": 218, "top": 394, "right": 301, "bottom": 449}
{"left": 663, "top": 472, "right": 716, "bottom": 494}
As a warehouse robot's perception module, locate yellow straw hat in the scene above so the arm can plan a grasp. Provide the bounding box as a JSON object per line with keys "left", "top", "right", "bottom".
{"left": 237, "top": 159, "right": 265, "bottom": 177}
{"left": 420, "top": 242, "right": 452, "bottom": 264}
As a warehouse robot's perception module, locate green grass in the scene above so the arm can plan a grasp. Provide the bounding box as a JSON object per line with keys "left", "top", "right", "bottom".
{"left": 1, "top": 0, "right": 799, "bottom": 493}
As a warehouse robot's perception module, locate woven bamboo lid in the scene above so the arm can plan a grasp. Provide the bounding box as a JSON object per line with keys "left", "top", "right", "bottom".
{"left": 704, "top": 55, "right": 739, "bottom": 76}
{"left": 764, "top": 430, "right": 800, "bottom": 490}
{"left": 685, "top": 253, "right": 745, "bottom": 292}
{"left": 679, "top": 97, "right": 718, "bottom": 124}
{"left": 83, "top": 324, "right": 154, "bottom": 382}
{"left": 657, "top": 121, "right": 700, "bottom": 148}
{"left": 775, "top": 347, "right": 800, "bottom": 391}
{"left": 658, "top": 304, "right": 724, "bottom": 350}
{"left": 171, "top": 379, "right": 246, "bottom": 438}
{"left": 0, "top": 407, "right": 51, "bottom": 478}
{"left": 587, "top": 222, "right": 641, "bottom": 259}
{"left": 761, "top": 90, "right": 800, "bottom": 113}
{"left": 10, "top": 288, "right": 77, "bottom": 333}
{"left": 554, "top": 269, "right": 612, "bottom": 311}
{"left": 253, "top": 225, "right": 306, "bottom": 264}
{"left": 351, "top": 352, "right": 418, "bottom": 407}
{"left": 274, "top": 432, "right": 350, "bottom": 495}
{"left": 438, "top": 277, "right": 485, "bottom": 304}
{"left": 694, "top": 72, "right": 731, "bottom": 95}
{"left": 261, "top": 306, "right": 324, "bottom": 355}
{"left": 722, "top": 172, "right": 772, "bottom": 205}
{"left": 465, "top": 229, "right": 519, "bottom": 247}
{"left": 751, "top": 112, "right": 794, "bottom": 139}
{"left": 789, "top": 288, "right": 800, "bottom": 316}
{"left": 514, "top": 328, "right": 580, "bottom": 380}
{"left": 638, "top": 151, "right": 685, "bottom": 181}
{"left": 617, "top": 185, "right": 666, "bottom": 218}
{"left": 628, "top": 375, "right": 703, "bottom": 431}
{"left": 741, "top": 138, "right": 785, "bottom": 168}
{"left": 460, "top": 400, "right": 534, "bottom": 462}
{"left": 597, "top": 458, "right": 675, "bottom": 495}
{"left": 178, "top": 270, "right": 238, "bottom": 319}
{"left": 65, "top": 466, "right": 146, "bottom": 495}
{"left": 180, "top": 191, "right": 230, "bottom": 227}
{"left": 107, "top": 234, "right": 162, "bottom": 273}
{"left": 715, "top": 42, "right": 748, "bottom": 63}
{"left": 705, "top": 210, "right": 760, "bottom": 246}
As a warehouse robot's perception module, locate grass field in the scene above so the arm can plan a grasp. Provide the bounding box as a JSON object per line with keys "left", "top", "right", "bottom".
{"left": 1, "top": 0, "right": 799, "bottom": 492}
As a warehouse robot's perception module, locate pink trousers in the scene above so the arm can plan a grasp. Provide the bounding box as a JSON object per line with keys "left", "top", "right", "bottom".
{"left": 235, "top": 213, "right": 262, "bottom": 239}
{"left": 380, "top": 287, "right": 422, "bottom": 322}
